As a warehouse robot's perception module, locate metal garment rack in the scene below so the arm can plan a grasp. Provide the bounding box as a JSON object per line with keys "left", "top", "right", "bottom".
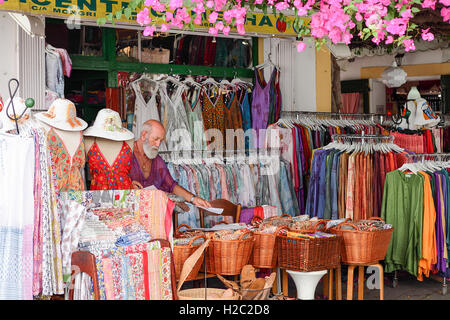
{"left": 331, "top": 133, "right": 394, "bottom": 140}
{"left": 280, "top": 110, "right": 390, "bottom": 123}
{"left": 404, "top": 153, "right": 450, "bottom": 162}
{"left": 393, "top": 152, "right": 450, "bottom": 295}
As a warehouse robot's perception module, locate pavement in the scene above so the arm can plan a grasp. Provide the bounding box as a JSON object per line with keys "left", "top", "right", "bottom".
{"left": 188, "top": 267, "right": 450, "bottom": 301}
{"left": 289, "top": 268, "right": 450, "bottom": 300}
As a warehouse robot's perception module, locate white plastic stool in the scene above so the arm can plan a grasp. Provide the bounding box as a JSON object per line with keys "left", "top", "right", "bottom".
{"left": 286, "top": 269, "right": 327, "bottom": 300}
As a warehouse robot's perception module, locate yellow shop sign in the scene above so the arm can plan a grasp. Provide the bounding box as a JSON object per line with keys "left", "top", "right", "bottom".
{"left": 0, "top": 0, "right": 309, "bottom": 35}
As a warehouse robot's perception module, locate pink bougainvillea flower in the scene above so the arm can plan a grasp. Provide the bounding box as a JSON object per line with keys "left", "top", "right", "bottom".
{"left": 442, "top": 7, "right": 450, "bottom": 22}
{"left": 160, "top": 23, "right": 169, "bottom": 32}
{"left": 208, "top": 27, "right": 219, "bottom": 36}
{"left": 385, "top": 35, "right": 394, "bottom": 44}
{"left": 439, "top": 0, "right": 450, "bottom": 6}
{"left": 296, "top": 41, "right": 306, "bottom": 52}
{"left": 275, "top": 1, "right": 290, "bottom": 10}
{"left": 169, "top": 0, "right": 182, "bottom": 11}
{"left": 208, "top": 11, "right": 219, "bottom": 23}
{"left": 422, "top": 0, "right": 436, "bottom": 9}
{"left": 421, "top": 28, "right": 435, "bottom": 41}
{"left": 403, "top": 38, "right": 416, "bottom": 51}
{"left": 143, "top": 25, "right": 156, "bottom": 36}
{"left": 137, "top": 7, "right": 151, "bottom": 26}
{"left": 223, "top": 25, "right": 231, "bottom": 35}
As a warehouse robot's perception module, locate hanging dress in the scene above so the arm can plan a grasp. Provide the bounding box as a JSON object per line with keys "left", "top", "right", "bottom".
{"left": 202, "top": 88, "right": 226, "bottom": 150}
{"left": 252, "top": 67, "right": 277, "bottom": 148}
{"left": 223, "top": 90, "right": 244, "bottom": 150}
{"left": 160, "top": 83, "right": 191, "bottom": 151}
{"left": 47, "top": 128, "right": 85, "bottom": 192}
{"left": 182, "top": 87, "right": 207, "bottom": 150}
{"left": 131, "top": 81, "right": 160, "bottom": 139}
{"left": 87, "top": 140, "right": 133, "bottom": 190}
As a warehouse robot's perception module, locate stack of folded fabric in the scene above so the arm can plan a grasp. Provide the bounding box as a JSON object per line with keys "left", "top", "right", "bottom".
{"left": 115, "top": 222, "right": 151, "bottom": 247}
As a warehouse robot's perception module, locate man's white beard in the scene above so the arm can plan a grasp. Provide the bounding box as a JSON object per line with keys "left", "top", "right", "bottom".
{"left": 143, "top": 141, "right": 159, "bottom": 159}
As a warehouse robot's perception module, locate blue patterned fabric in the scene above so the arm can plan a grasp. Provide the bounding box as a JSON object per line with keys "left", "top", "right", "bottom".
{"left": 0, "top": 227, "right": 23, "bottom": 300}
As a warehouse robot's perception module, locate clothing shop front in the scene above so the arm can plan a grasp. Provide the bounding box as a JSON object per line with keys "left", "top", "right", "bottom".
{"left": 4, "top": 1, "right": 448, "bottom": 304}
{"left": 0, "top": 2, "right": 318, "bottom": 301}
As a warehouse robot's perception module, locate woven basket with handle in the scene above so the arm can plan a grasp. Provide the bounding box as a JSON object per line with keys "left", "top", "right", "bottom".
{"left": 177, "top": 239, "right": 240, "bottom": 300}
{"left": 249, "top": 216, "right": 289, "bottom": 269}
{"left": 173, "top": 224, "right": 206, "bottom": 281}
{"left": 206, "top": 230, "right": 255, "bottom": 275}
{"left": 277, "top": 224, "right": 341, "bottom": 272}
{"left": 328, "top": 217, "right": 393, "bottom": 264}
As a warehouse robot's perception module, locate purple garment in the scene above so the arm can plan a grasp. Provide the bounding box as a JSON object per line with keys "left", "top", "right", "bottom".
{"left": 252, "top": 68, "right": 277, "bottom": 148}
{"left": 239, "top": 208, "right": 255, "bottom": 225}
{"left": 435, "top": 173, "right": 446, "bottom": 273}
{"left": 129, "top": 153, "right": 177, "bottom": 193}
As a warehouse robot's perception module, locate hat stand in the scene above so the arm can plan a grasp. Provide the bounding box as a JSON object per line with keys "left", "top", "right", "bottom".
{"left": 5, "top": 78, "right": 34, "bottom": 135}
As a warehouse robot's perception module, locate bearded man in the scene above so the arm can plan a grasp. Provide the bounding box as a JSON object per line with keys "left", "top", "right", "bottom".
{"left": 130, "top": 119, "right": 211, "bottom": 209}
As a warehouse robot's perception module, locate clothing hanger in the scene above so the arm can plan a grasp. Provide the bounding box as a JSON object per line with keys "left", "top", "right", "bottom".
{"left": 254, "top": 52, "right": 277, "bottom": 70}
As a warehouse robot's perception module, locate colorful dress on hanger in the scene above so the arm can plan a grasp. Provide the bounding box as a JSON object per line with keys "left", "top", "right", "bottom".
{"left": 223, "top": 91, "right": 244, "bottom": 150}
{"left": 47, "top": 128, "right": 85, "bottom": 192}
{"left": 202, "top": 89, "right": 226, "bottom": 150}
{"left": 87, "top": 141, "right": 133, "bottom": 190}
{"left": 252, "top": 67, "right": 277, "bottom": 148}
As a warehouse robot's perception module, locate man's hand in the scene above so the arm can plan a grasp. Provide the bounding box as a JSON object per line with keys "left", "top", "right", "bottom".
{"left": 132, "top": 181, "right": 143, "bottom": 189}
{"left": 192, "top": 196, "right": 212, "bottom": 208}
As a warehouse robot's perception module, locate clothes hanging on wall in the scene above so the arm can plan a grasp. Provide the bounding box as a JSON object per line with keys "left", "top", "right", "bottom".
{"left": 128, "top": 74, "right": 253, "bottom": 151}
{"left": 45, "top": 44, "right": 72, "bottom": 99}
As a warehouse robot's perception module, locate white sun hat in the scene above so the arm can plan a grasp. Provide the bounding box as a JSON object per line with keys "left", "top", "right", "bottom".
{"left": 83, "top": 108, "right": 134, "bottom": 141}
{"left": 36, "top": 98, "right": 87, "bottom": 131}
{"left": 0, "top": 97, "right": 33, "bottom": 132}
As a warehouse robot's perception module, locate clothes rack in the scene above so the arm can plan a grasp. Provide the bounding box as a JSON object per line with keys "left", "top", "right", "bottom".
{"left": 385, "top": 154, "right": 450, "bottom": 295}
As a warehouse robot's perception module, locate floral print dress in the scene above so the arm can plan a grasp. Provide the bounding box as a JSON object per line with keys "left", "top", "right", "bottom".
{"left": 47, "top": 128, "right": 85, "bottom": 192}
{"left": 87, "top": 141, "right": 133, "bottom": 190}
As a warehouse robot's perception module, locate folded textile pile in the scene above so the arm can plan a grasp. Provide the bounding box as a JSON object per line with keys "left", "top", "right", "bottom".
{"left": 91, "top": 207, "right": 133, "bottom": 220}
{"left": 211, "top": 228, "right": 252, "bottom": 240}
{"left": 286, "top": 231, "right": 337, "bottom": 239}
{"left": 78, "top": 217, "right": 117, "bottom": 251}
{"left": 115, "top": 231, "right": 151, "bottom": 247}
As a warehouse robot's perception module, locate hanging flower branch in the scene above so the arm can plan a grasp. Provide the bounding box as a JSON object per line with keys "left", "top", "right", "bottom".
{"left": 98, "top": 0, "right": 450, "bottom": 52}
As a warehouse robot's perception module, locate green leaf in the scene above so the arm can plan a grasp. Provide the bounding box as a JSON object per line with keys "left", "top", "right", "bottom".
{"left": 124, "top": 7, "right": 132, "bottom": 19}
{"left": 411, "top": 7, "right": 420, "bottom": 13}
{"left": 115, "top": 11, "right": 122, "bottom": 20}
{"left": 97, "top": 17, "right": 106, "bottom": 26}
{"left": 106, "top": 13, "right": 113, "bottom": 21}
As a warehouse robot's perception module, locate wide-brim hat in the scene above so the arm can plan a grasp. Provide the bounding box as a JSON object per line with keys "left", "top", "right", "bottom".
{"left": 83, "top": 108, "right": 134, "bottom": 141}
{"left": 36, "top": 98, "right": 87, "bottom": 131}
{"left": 0, "top": 97, "right": 32, "bottom": 132}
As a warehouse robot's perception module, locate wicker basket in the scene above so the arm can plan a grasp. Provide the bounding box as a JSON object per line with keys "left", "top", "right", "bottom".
{"left": 206, "top": 230, "right": 255, "bottom": 275}
{"left": 277, "top": 233, "right": 342, "bottom": 272}
{"left": 177, "top": 239, "right": 240, "bottom": 300}
{"left": 173, "top": 234, "right": 206, "bottom": 281}
{"left": 328, "top": 217, "right": 393, "bottom": 264}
